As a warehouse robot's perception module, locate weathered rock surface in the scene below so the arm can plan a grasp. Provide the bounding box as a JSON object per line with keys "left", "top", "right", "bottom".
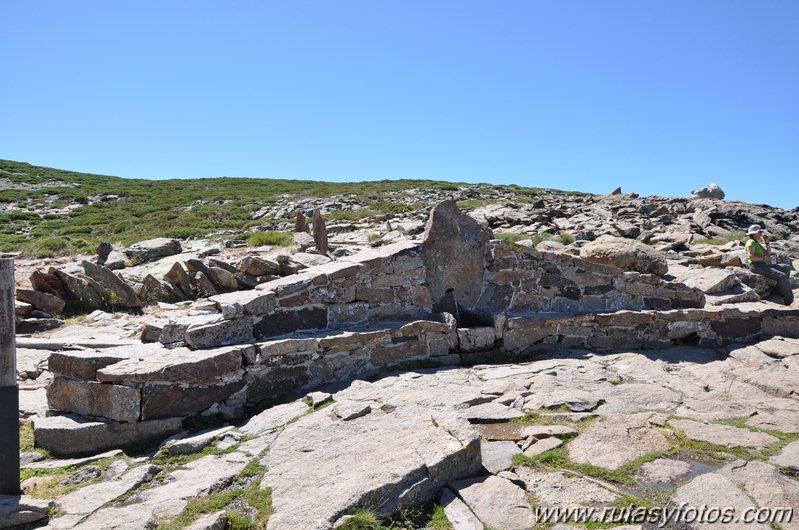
{"left": 480, "top": 440, "right": 521, "bottom": 474}
{"left": 262, "top": 376, "right": 483, "bottom": 530}
{"left": 33, "top": 414, "right": 182, "bottom": 456}
{"left": 670, "top": 419, "right": 779, "bottom": 448}
{"left": 439, "top": 487, "right": 483, "bottom": 530}
{"left": 422, "top": 200, "right": 492, "bottom": 311}
{"left": 634, "top": 458, "right": 693, "bottom": 484}
{"left": 123, "top": 238, "right": 182, "bottom": 266}
{"left": 0, "top": 496, "right": 52, "bottom": 529}
{"left": 448, "top": 476, "right": 536, "bottom": 530}
{"left": 515, "top": 467, "right": 619, "bottom": 511}
{"left": 82, "top": 261, "right": 142, "bottom": 308}
{"left": 579, "top": 236, "right": 668, "bottom": 275}
{"left": 16, "top": 288, "right": 65, "bottom": 315}
{"left": 671, "top": 472, "right": 771, "bottom": 530}
{"left": 770, "top": 440, "right": 799, "bottom": 470}
{"left": 568, "top": 414, "right": 670, "bottom": 469}
{"left": 691, "top": 183, "right": 725, "bottom": 200}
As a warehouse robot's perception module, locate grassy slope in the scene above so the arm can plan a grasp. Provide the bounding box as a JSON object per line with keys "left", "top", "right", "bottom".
{"left": 1, "top": 159, "right": 548, "bottom": 257}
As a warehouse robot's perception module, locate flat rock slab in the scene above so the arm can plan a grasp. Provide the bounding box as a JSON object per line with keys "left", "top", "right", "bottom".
{"left": 449, "top": 475, "right": 536, "bottom": 530}
{"left": 239, "top": 400, "right": 309, "bottom": 436}
{"left": 520, "top": 425, "right": 577, "bottom": 439}
{"left": 439, "top": 488, "right": 483, "bottom": 530}
{"left": 746, "top": 409, "right": 799, "bottom": 434}
{"left": 634, "top": 458, "right": 693, "bottom": 484}
{"left": 718, "top": 460, "right": 799, "bottom": 530}
{"left": 595, "top": 383, "right": 683, "bottom": 415}
{"left": 96, "top": 345, "right": 244, "bottom": 383}
{"left": 0, "top": 495, "right": 52, "bottom": 529}
{"left": 55, "top": 464, "right": 161, "bottom": 517}
{"left": 24, "top": 449, "right": 123, "bottom": 470}
{"left": 33, "top": 415, "right": 182, "bottom": 457}
{"left": 668, "top": 266, "right": 739, "bottom": 294}
{"left": 160, "top": 426, "right": 234, "bottom": 456}
{"left": 670, "top": 419, "right": 779, "bottom": 448}
{"left": 263, "top": 376, "right": 482, "bottom": 530}
{"left": 671, "top": 472, "right": 771, "bottom": 530}
{"left": 770, "top": 440, "right": 799, "bottom": 470}
{"left": 463, "top": 401, "right": 525, "bottom": 422}
{"left": 568, "top": 414, "right": 670, "bottom": 470}
{"left": 72, "top": 453, "right": 250, "bottom": 529}
{"left": 515, "top": 467, "right": 619, "bottom": 511}
{"left": 481, "top": 440, "right": 521, "bottom": 474}
{"left": 523, "top": 436, "right": 563, "bottom": 457}
{"left": 755, "top": 337, "right": 799, "bottom": 359}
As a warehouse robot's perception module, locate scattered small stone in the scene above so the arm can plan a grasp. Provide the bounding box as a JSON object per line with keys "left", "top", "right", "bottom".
{"left": 481, "top": 440, "right": 521, "bottom": 474}
{"left": 634, "top": 458, "right": 692, "bottom": 484}
{"left": 306, "top": 391, "right": 333, "bottom": 408}
{"left": 59, "top": 465, "right": 102, "bottom": 486}
{"left": 333, "top": 401, "right": 371, "bottom": 421}
{"left": 522, "top": 436, "right": 563, "bottom": 457}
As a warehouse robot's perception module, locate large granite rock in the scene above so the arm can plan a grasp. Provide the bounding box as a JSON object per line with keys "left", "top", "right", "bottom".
{"left": 16, "top": 288, "right": 65, "bottom": 315}
{"left": 123, "top": 238, "right": 182, "bottom": 266}
{"left": 691, "top": 183, "right": 725, "bottom": 200}
{"left": 579, "top": 236, "right": 669, "bottom": 276}
{"left": 422, "top": 200, "right": 492, "bottom": 312}
{"left": 50, "top": 267, "right": 105, "bottom": 310}
{"left": 82, "top": 261, "right": 142, "bottom": 308}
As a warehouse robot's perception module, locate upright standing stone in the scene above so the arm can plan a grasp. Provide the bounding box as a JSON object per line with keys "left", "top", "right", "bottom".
{"left": 294, "top": 211, "right": 308, "bottom": 233}
{"left": 312, "top": 209, "right": 328, "bottom": 255}
{"left": 0, "top": 258, "right": 20, "bottom": 495}
{"left": 96, "top": 242, "right": 112, "bottom": 266}
{"left": 421, "top": 200, "right": 493, "bottom": 312}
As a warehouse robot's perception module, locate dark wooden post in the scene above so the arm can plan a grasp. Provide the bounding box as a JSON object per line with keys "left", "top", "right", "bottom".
{"left": 0, "top": 257, "right": 20, "bottom": 494}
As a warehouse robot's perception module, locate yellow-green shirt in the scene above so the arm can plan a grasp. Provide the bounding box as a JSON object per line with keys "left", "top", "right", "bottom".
{"left": 745, "top": 238, "right": 766, "bottom": 264}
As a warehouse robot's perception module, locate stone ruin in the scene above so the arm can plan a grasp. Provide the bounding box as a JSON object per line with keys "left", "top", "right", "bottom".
{"left": 32, "top": 200, "right": 799, "bottom": 457}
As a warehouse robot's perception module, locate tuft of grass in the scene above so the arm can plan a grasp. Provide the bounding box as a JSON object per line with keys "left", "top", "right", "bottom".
{"left": 247, "top": 231, "right": 292, "bottom": 247}
{"left": 699, "top": 230, "right": 746, "bottom": 246}
{"left": 158, "top": 489, "right": 242, "bottom": 530}
{"left": 513, "top": 445, "right": 677, "bottom": 487}
{"left": 21, "top": 457, "right": 124, "bottom": 499}
{"left": 242, "top": 487, "right": 273, "bottom": 530}
{"left": 19, "top": 422, "right": 36, "bottom": 453}
{"left": 427, "top": 505, "right": 453, "bottom": 530}
{"left": 557, "top": 232, "right": 575, "bottom": 244}
{"left": 494, "top": 232, "right": 529, "bottom": 244}
{"left": 530, "top": 233, "right": 553, "bottom": 246}
{"left": 339, "top": 508, "right": 383, "bottom": 530}
{"left": 151, "top": 443, "right": 237, "bottom": 467}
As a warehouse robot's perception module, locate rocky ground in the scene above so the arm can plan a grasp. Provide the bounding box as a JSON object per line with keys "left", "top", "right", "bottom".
{"left": 5, "top": 183, "right": 799, "bottom": 530}
{"left": 9, "top": 338, "right": 799, "bottom": 529}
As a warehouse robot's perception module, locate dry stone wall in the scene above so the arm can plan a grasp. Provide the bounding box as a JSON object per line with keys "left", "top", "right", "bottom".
{"left": 475, "top": 241, "right": 705, "bottom": 315}
{"left": 34, "top": 203, "right": 799, "bottom": 455}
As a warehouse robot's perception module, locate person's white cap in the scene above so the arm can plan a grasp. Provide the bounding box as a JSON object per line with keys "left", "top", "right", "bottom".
{"left": 747, "top": 224, "right": 763, "bottom": 235}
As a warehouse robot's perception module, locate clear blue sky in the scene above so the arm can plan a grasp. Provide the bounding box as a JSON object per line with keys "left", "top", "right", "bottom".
{"left": 2, "top": 1, "right": 798, "bottom": 208}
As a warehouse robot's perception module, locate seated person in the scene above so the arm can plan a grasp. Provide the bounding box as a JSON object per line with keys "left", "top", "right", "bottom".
{"left": 745, "top": 224, "right": 794, "bottom": 306}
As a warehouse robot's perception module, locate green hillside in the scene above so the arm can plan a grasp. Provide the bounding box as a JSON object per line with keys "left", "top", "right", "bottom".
{"left": 0, "top": 160, "right": 552, "bottom": 257}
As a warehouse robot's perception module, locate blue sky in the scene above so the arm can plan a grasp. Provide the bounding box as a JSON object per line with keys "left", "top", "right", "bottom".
{"left": 2, "top": 1, "right": 798, "bottom": 208}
